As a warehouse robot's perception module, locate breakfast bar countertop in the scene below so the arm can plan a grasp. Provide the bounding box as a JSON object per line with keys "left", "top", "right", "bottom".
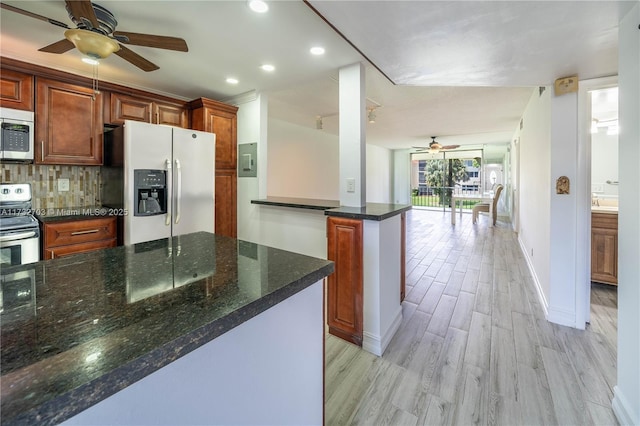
{"left": 0, "top": 231, "right": 334, "bottom": 426}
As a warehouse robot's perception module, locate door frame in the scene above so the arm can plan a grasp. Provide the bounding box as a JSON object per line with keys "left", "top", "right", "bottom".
{"left": 576, "top": 75, "right": 618, "bottom": 327}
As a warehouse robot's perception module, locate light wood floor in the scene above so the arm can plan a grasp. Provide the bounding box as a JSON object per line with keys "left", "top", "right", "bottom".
{"left": 325, "top": 209, "right": 618, "bottom": 426}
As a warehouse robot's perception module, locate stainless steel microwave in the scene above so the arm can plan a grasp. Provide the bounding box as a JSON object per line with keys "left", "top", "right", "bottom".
{"left": 0, "top": 107, "right": 34, "bottom": 163}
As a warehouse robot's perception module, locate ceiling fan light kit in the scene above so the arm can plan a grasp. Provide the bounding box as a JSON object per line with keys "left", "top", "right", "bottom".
{"left": 64, "top": 29, "right": 120, "bottom": 59}
{"left": 3, "top": 0, "right": 189, "bottom": 72}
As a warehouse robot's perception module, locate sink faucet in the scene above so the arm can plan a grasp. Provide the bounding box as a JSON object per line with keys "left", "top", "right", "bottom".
{"left": 592, "top": 193, "right": 600, "bottom": 206}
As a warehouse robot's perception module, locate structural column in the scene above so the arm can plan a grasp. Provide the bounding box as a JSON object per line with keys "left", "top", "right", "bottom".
{"left": 339, "top": 63, "right": 366, "bottom": 207}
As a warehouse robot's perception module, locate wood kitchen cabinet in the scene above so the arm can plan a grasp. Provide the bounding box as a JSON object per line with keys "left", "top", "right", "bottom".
{"left": 189, "top": 97, "right": 239, "bottom": 238}
{"left": 35, "top": 77, "right": 103, "bottom": 165}
{"left": 41, "top": 217, "right": 117, "bottom": 260}
{"left": 327, "top": 216, "right": 363, "bottom": 346}
{"left": 108, "top": 92, "right": 188, "bottom": 128}
{"left": 0, "top": 69, "right": 33, "bottom": 111}
{"left": 591, "top": 212, "right": 618, "bottom": 285}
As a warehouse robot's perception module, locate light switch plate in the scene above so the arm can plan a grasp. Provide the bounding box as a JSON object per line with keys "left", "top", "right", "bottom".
{"left": 346, "top": 178, "right": 356, "bottom": 193}
{"left": 57, "top": 178, "right": 70, "bottom": 192}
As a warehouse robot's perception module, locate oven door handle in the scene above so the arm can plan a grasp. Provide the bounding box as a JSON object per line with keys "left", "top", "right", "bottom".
{"left": 0, "top": 231, "right": 37, "bottom": 242}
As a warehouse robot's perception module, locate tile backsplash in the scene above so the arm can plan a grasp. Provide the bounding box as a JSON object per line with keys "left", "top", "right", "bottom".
{"left": 1, "top": 164, "right": 101, "bottom": 208}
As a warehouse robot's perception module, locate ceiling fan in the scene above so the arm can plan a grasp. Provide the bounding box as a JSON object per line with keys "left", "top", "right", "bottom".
{"left": 1, "top": 1, "right": 188, "bottom": 72}
{"left": 413, "top": 136, "right": 460, "bottom": 152}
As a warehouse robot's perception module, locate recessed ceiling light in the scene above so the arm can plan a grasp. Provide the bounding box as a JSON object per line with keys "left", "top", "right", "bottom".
{"left": 248, "top": 0, "right": 268, "bottom": 13}
{"left": 226, "top": 77, "right": 239, "bottom": 84}
{"left": 82, "top": 57, "right": 99, "bottom": 65}
{"left": 310, "top": 46, "right": 325, "bottom": 55}
{"left": 260, "top": 64, "right": 275, "bottom": 72}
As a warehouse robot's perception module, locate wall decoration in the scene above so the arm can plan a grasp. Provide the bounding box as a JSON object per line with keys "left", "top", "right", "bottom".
{"left": 556, "top": 176, "right": 570, "bottom": 194}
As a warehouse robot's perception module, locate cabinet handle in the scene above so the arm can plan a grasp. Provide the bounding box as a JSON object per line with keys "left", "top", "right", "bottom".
{"left": 155, "top": 112, "right": 159, "bottom": 124}
{"left": 41, "top": 141, "right": 44, "bottom": 162}
{"left": 71, "top": 229, "right": 100, "bottom": 236}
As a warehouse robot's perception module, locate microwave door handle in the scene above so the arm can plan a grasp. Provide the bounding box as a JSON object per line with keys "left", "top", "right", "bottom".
{"left": 165, "top": 159, "right": 172, "bottom": 226}
{"left": 175, "top": 158, "right": 181, "bottom": 224}
{"left": 0, "top": 231, "right": 36, "bottom": 242}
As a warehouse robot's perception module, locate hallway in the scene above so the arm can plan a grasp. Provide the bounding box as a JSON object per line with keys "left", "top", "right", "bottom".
{"left": 325, "top": 209, "right": 618, "bottom": 425}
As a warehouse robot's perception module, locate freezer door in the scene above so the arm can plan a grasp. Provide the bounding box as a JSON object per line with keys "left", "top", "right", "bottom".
{"left": 123, "top": 121, "right": 173, "bottom": 245}
{"left": 171, "top": 127, "right": 216, "bottom": 237}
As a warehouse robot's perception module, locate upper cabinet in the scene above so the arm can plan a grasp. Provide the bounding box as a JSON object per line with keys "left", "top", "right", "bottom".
{"left": 0, "top": 69, "right": 34, "bottom": 111}
{"left": 108, "top": 92, "right": 188, "bottom": 128}
{"left": 189, "top": 97, "right": 238, "bottom": 170}
{"left": 35, "top": 77, "right": 103, "bottom": 165}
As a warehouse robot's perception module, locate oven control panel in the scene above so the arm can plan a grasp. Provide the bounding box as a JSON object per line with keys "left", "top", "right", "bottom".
{"left": 0, "top": 184, "right": 32, "bottom": 204}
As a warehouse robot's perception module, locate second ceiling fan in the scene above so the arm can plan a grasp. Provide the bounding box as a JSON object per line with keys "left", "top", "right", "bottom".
{"left": 1, "top": 0, "right": 188, "bottom": 71}
{"left": 413, "top": 136, "right": 460, "bottom": 153}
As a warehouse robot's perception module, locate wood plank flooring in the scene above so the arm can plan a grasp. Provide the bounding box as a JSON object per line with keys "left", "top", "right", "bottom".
{"left": 325, "top": 209, "right": 618, "bottom": 425}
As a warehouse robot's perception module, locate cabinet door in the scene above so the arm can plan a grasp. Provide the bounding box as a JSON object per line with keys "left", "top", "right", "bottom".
{"left": 326, "top": 216, "right": 363, "bottom": 346}
{"left": 110, "top": 92, "right": 153, "bottom": 124}
{"left": 155, "top": 102, "right": 188, "bottom": 128}
{"left": 0, "top": 69, "right": 33, "bottom": 110}
{"left": 215, "top": 169, "right": 237, "bottom": 238}
{"left": 591, "top": 228, "right": 618, "bottom": 285}
{"left": 35, "top": 78, "right": 103, "bottom": 165}
{"left": 205, "top": 108, "right": 237, "bottom": 170}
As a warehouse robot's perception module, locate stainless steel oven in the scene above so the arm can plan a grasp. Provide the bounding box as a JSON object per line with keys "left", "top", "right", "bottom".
{"left": 0, "top": 107, "right": 34, "bottom": 163}
{"left": 0, "top": 184, "right": 40, "bottom": 266}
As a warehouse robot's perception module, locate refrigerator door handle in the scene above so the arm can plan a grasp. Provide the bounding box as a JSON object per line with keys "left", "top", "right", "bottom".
{"left": 165, "top": 159, "right": 172, "bottom": 226}
{"left": 175, "top": 158, "right": 182, "bottom": 224}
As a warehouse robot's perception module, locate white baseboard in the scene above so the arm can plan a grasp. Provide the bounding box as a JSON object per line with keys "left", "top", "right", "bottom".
{"left": 362, "top": 307, "right": 403, "bottom": 357}
{"left": 517, "top": 236, "right": 549, "bottom": 318}
{"left": 613, "top": 386, "right": 638, "bottom": 426}
{"left": 546, "top": 305, "right": 576, "bottom": 327}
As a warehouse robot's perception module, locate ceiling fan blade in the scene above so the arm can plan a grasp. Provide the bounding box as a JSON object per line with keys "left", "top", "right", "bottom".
{"left": 39, "top": 39, "right": 76, "bottom": 54}
{"left": 0, "top": 3, "right": 70, "bottom": 28}
{"left": 442, "top": 145, "right": 460, "bottom": 150}
{"left": 65, "top": 0, "right": 100, "bottom": 29}
{"left": 113, "top": 31, "right": 188, "bottom": 52}
{"left": 115, "top": 45, "right": 160, "bottom": 72}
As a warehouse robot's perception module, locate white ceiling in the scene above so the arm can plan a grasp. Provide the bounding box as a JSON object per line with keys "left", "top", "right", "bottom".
{"left": 0, "top": 0, "right": 632, "bottom": 159}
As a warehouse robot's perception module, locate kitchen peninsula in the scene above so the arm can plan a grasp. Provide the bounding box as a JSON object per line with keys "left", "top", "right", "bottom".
{"left": 0, "top": 232, "right": 333, "bottom": 425}
{"left": 251, "top": 197, "right": 411, "bottom": 356}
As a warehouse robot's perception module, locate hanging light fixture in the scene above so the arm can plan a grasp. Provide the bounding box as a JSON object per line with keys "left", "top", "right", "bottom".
{"left": 368, "top": 108, "right": 376, "bottom": 124}
{"left": 64, "top": 29, "right": 120, "bottom": 61}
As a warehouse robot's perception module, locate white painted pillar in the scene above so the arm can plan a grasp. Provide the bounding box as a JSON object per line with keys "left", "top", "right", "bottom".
{"left": 339, "top": 63, "right": 366, "bottom": 207}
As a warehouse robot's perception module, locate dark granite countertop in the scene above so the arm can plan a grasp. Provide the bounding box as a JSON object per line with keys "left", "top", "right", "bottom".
{"left": 34, "top": 205, "right": 120, "bottom": 222}
{"left": 251, "top": 196, "right": 340, "bottom": 210}
{"left": 325, "top": 203, "right": 412, "bottom": 221}
{"left": 0, "top": 232, "right": 333, "bottom": 426}
{"left": 250, "top": 197, "right": 412, "bottom": 221}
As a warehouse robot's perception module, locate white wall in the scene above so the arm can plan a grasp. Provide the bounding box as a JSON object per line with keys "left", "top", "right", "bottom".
{"left": 235, "top": 94, "right": 267, "bottom": 243}
{"left": 613, "top": 3, "right": 640, "bottom": 425}
{"left": 512, "top": 88, "right": 552, "bottom": 310}
{"left": 548, "top": 92, "right": 579, "bottom": 327}
{"left": 366, "top": 144, "right": 392, "bottom": 203}
{"left": 393, "top": 149, "right": 411, "bottom": 205}
{"left": 267, "top": 118, "right": 340, "bottom": 200}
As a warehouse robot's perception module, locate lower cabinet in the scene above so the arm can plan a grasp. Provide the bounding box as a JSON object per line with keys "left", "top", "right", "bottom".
{"left": 591, "top": 212, "right": 618, "bottom": 285}
{"left": 42, "top": 217, "right": 117, "bottom": 260}
{"left": 326, "top": 216, "right": 363, "bottom": 346}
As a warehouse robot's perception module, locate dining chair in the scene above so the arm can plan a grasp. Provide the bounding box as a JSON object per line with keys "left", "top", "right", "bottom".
{"left": 472, "top": 184, "right": 504, "bottom": 225}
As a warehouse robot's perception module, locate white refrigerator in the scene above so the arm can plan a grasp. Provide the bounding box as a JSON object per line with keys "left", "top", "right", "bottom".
{"left": 122, "top": 120, "right": 216, "bottom": 245}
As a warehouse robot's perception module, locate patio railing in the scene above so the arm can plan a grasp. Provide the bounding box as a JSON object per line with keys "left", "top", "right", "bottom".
{"left": 411, "top": 186, "right": 483, "bottom": 210}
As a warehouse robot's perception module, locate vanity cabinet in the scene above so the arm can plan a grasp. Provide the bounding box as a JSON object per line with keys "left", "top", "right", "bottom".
{"left": 0, "top": 69, "right": 33, "bottom": 110}
{"left": 35, "top": 77, "right": 103, "bottom": 165}
{"left": 326, "top": 216, "right": 363, "bottom": 346}
{"left": 42, "top": 217, "right": 117, "bottom": 260}
{"left": 108, "top": 92, "right": 188, "bottom": 128}
{"left": 591, "top": 212, "right": 618, "bottom": 285}
{"left": 189, "top": 97, "right": 238, "bottom": 238}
